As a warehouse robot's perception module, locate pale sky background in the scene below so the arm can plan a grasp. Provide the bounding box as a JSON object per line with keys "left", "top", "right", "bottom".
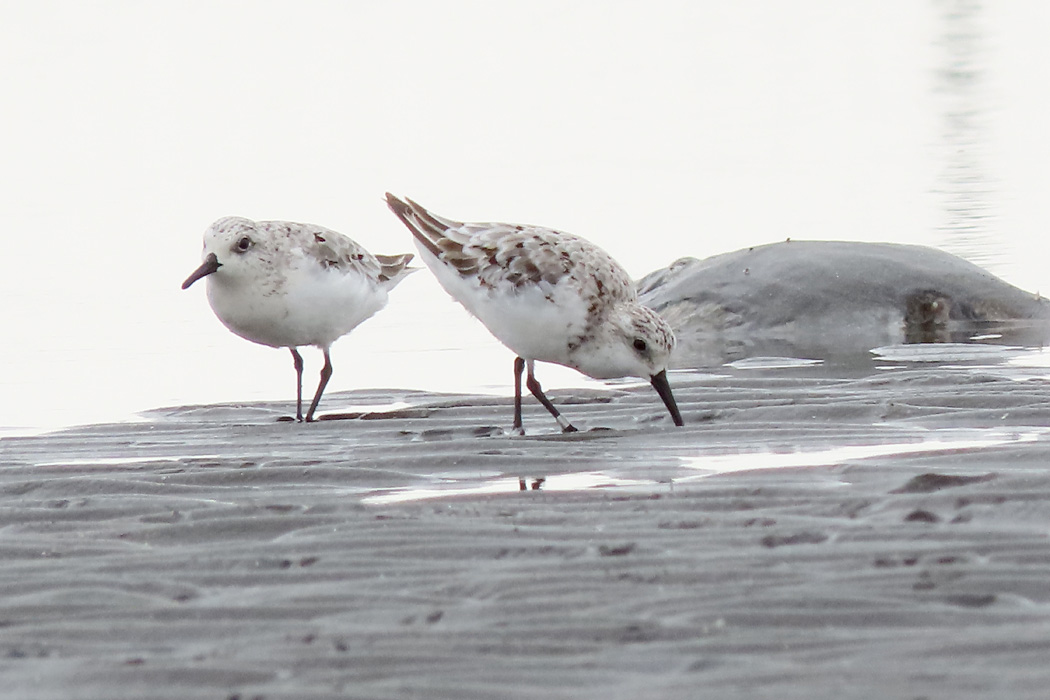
{"left": 1, "top": 1, "right": 1048, "bottom": 433}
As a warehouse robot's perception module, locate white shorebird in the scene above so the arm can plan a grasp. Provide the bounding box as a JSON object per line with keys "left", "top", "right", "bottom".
{"left": 182, "top": 216, "right": 414, "bottom": 422}
{"left": 385, "top": 194, "right": 683, "bottom": 433}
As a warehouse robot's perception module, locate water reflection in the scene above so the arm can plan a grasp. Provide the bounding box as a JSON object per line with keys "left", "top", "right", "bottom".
{"left": 935, "top": 0, "right": 1002, "bottom": 270}
{"left": 361, "top": 428, "right": 1046, "bottom": 505}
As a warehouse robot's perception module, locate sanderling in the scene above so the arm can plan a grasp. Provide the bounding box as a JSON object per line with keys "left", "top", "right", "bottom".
{"left": 385, "top": 194, "right": 683, "bottom": 433}
{"left": 182, "top": 217, "right": 414, "bottom": 422}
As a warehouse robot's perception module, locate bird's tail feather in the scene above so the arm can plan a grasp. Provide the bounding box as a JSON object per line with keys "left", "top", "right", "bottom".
{"left": 384, "top": 193, "right": 464, "bottom": 258}
{"left": 375, "top": 252, "right": 416, "bottom": 287}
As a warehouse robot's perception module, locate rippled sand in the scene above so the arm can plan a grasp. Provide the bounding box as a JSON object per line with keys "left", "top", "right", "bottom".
{"left": 3, "top": 353, "right": 1050, "bottom": 699}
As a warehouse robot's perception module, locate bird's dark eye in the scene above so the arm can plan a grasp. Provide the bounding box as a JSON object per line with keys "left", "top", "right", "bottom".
{"left": 236, "top": 236, "right": 252, "bottom": 252}
{"left": 633, "top": 338, "right": 648, "bottom": 353}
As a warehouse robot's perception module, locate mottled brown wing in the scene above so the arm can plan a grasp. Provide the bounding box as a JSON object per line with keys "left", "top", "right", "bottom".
{"left": 385, "top": 194, "right": 635, "bottom": 300}
{"left": 284, "top": 222, "right": 384, "bottom": 281}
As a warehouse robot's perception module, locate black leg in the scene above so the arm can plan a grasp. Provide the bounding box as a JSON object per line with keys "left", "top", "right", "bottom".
{"left": 513, "top": 357, "right": 525, "bottom": 434}
{"left": 304, "top": 348, "right": 333, "bottom": 423}
{"left": 525, "top": 361, "right": 577, "bottom": 433}
{"left": 290, "top": 348, "right": 305, "bottom": 422}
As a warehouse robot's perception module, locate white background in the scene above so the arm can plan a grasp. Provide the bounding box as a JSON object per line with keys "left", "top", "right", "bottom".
{"left": 2, "top": 1, "right": 1048, "bottom": 432}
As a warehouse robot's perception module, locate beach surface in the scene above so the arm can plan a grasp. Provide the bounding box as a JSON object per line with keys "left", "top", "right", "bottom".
{"left": 3, "top": 351, "right": 1050, "bottom": 699}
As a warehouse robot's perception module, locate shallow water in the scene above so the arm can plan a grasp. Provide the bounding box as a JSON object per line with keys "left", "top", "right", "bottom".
{"left": 8, "top": 356, "right": 1049, "bottom": 495}
{"left": 362, "top": 426, "right": 1047, "bottom": 505}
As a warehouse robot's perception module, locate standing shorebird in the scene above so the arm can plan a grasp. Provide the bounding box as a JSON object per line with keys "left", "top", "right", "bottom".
{"left": 385, "top": 194, "right": 683, "bottom": 433}
{"left": 182, "top": 216, "right": 414, "bottom": 422}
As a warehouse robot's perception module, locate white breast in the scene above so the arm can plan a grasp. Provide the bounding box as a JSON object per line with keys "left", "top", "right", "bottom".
{"left": 207, "top": 263, "right": 387, "bottom": 349}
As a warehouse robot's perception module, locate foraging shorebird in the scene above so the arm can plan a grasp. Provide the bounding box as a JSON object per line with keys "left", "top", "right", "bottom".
{"left": 385, "top": 194, "right": 683, "bottom": 433}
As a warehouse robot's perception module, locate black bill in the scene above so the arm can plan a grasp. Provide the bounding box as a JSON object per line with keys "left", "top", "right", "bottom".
{"left": 182, "top": 253, "right": 221, "bottom": 289}
{"left": 650, "top": 369, "right": 684, "bottom": 427}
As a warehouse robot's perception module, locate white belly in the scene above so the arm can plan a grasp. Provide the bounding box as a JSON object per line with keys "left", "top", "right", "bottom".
{"left": 418, "top": 247, "right": 588, "bottom": 366}
{"left": 207, "top": 269, "right": 386, "bottom": 349}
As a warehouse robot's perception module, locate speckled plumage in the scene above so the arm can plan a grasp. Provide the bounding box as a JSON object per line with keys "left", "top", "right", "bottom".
{"left": 182, "top": 216, "right": 414, "bottom": 421}
{"left": 385, "top": 194, "right": 683, "bottom": 432}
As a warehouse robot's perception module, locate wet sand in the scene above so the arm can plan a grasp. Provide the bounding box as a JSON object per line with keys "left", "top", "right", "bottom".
{"left": 3, "top": 355, "right": 1050, "bottom": 699}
